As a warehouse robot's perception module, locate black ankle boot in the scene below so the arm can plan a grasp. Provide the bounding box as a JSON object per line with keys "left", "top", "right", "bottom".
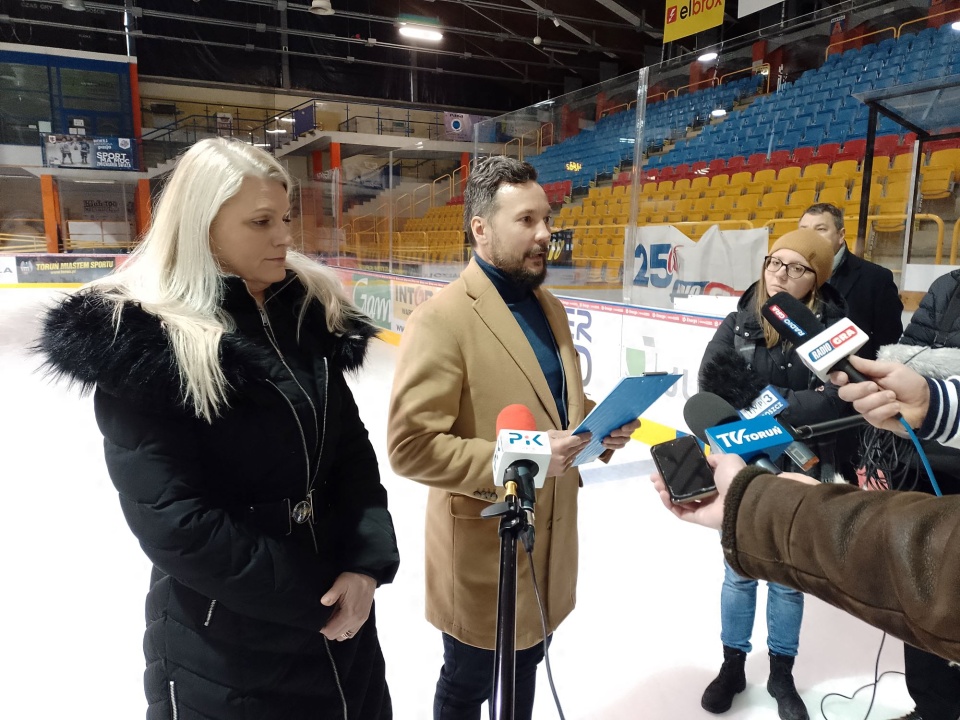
{"left": 701, "top": 646, "right": 747, "bottom": 714}
{"left": 767, "top": 653, "right": 809, "bottom": 720}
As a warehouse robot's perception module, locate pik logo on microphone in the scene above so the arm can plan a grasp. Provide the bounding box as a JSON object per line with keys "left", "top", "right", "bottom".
{"left": 807, "top": 325, "right": 858, "bottom": 362}
{"left": 507, "top": 432, "right": 545, "bottom": 447}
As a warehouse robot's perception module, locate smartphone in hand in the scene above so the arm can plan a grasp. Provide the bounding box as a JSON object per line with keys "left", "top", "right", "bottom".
{"left": 651, "top": 435, "right": 718, "bottom": 504}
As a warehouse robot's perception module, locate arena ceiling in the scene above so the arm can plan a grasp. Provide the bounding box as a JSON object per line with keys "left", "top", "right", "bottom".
{"left": 0, "top": 0, "right": 926, "bottom": 111}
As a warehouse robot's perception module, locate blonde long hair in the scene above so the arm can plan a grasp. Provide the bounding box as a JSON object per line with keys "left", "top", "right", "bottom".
{"left": 86, "top": 138, "right": 365, "bottom": 422}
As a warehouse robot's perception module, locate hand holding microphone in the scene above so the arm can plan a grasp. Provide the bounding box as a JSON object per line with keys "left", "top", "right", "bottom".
{"left": 761, "top": 291, "right": 870, "bottom": 383}
{"left": 829, "top": 356, "right": 932, "bottom": 435}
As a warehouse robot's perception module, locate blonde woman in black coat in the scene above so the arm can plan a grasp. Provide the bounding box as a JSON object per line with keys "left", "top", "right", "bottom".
{"left": 39, "top": 138, "right": 400, "bottom": 720}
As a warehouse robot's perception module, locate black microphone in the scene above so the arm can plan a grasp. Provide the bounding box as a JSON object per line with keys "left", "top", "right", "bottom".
{"left": 684, "top": 392, "right": 785, "bottom": 474}
{"left": 699, "top": 348, "right": 767, "bottom": 411}
{"left": 790, "top": 415, "right": 869, "bottom": 439}
{"left": 760, "top": 291, "right": 870, "bottom": 383}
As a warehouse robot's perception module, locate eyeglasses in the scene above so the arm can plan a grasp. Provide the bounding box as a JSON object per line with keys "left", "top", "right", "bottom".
{"left": 763, "top": 256, "right": 814, "bottom": 279}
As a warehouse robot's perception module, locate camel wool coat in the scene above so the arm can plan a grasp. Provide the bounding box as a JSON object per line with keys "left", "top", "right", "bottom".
{"left": 388, "top": 259, "right": 593, "bottom": 650}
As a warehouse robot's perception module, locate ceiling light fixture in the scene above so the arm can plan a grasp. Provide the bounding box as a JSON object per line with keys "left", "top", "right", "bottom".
{"left": 399, "top": 24, "right": 443, "bottom": 41}
{"left": 552, "top": 16, "right": 561, "bottom": 27}
{"left": 309, "top": 0, "right": 334, "bottom": 16}
{"left": 62, "top": 0, "right": 86, "bottom": 10}
{"left": 698, "top": 51, "right": 719, "bottom": 62}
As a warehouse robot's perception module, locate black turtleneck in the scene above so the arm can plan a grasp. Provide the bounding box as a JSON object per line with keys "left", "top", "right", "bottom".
{"left": 474, "top": 253, "right": 568, "bottom": 428}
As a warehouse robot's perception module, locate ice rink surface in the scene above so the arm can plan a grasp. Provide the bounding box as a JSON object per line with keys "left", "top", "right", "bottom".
{"left": 1, "top": 287, "right": 914, "bottom": 720}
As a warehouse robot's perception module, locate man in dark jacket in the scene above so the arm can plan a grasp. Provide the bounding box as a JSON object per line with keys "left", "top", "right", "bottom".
{"left": 870, "top": 267, "right": 960, "bottom": 720}
{"left": 799, "top": 203, "right": 903, "bottom": 361}
{"left": 800, "top": 203, "right": 904, "bottom": 485}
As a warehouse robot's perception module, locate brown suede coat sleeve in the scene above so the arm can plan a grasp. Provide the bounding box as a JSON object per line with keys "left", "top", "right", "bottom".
{"left": 721, "top": 468, "right": 960, "bottom": 662}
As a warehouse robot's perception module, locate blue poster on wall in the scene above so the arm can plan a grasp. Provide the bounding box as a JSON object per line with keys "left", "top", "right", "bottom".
{"left": 41, "top": 135, "right": 139, "bottom": 170}
{"left": 293, "top": 106, "right": 314, "bottom": 137}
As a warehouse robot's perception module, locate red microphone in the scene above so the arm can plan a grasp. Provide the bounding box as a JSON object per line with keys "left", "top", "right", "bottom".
{"left": 496, "top": 404, "right": 537, "bottom": 434}
{"left": 491, "top": 404, "right": 550, "bottom": 488}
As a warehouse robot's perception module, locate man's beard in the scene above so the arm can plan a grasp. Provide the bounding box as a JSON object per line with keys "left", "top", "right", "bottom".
{"left": 492, "top": 248, "right": 548, "bottom": 290}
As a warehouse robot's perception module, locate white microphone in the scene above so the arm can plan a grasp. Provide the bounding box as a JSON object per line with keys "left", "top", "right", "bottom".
{"left": 491, "top": 404, "right": 551, "bottom": 489}
{"left": 761, "top": 292, "right": 870, "bottom": 383}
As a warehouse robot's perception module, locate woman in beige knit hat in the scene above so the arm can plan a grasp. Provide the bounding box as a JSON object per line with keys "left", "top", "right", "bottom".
{"left": 694, "top": 228, "right": 852, "bottom": 720}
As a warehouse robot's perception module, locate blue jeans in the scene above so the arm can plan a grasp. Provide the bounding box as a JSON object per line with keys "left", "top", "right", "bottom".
{"left": 434, "top": 632, "right": 549, "bottom": 720}
{"left": 720, "top": 560, "right": 804, "bottom": 657}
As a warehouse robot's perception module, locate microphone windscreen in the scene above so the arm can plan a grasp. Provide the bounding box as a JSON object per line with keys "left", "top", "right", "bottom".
{"left": 683, "top": 392, "right": 741, "bottom": 442}
{"left": 699, "top": 348, "right": 767, "bottom": 410}
{"left": 761, "top": 291, "right": 823, "bottom": 344}
{"left": 496, "top": 404, "right": 537, "bottom": 434}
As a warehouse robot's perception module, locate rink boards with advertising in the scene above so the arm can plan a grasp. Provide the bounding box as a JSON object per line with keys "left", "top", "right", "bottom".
{"left": 0, "top": 256, "right": 723, "bottom": 439}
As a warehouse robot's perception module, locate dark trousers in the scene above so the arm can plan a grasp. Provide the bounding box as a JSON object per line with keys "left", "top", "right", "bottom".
{"left": 433, "top": 632, "right": 549, "bottom": 720}
{"left": 905, "top": 643, "right": 960, "bottom": 720}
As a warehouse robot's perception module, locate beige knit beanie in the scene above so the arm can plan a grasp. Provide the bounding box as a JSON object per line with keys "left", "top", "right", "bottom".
{"left": 768, "top": 229, "right": 834, "bottom": 287}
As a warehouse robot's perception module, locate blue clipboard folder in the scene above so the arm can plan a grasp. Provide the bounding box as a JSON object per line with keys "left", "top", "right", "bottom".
{"left": 572, "top": 373, "right": 681, "bottom": 466}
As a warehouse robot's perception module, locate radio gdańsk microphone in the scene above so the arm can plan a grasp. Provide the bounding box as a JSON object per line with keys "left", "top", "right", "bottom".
{"left": 761, "top": 291, "right": 870, "bottom": 383}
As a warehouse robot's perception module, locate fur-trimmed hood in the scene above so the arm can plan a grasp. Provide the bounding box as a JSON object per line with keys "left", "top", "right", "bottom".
{"left": 879, "top": 344, "right": 960, "bottom": 380}
{"left": 37, "top": 277, "right": 378, "bottom": 410}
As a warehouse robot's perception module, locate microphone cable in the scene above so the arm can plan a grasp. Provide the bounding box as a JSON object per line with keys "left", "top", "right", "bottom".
{"left": 856, "top": 421, "right": 943, "bottom": 496}
{"left": 900, "top": 418, "right": 943, "bottom": 497}
{"left": 522, "top": 529, "right": 567, "bottom": 720}
{"left": 817, "top": 632, "right": 904, "bottom": 720}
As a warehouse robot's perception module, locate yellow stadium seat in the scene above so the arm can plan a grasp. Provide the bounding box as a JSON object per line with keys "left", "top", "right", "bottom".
{"left": 891, "top": 152, "right": 917, "bottom": 172}
{"left": 792, "top": 176, "right": 821, "bottom": 194}
{"left": 821, "top": 175, "right": 852, "bottom": 192}
{"left": 777, "top": 166, "right": 802, "bottom": 185}
{"left": 657, "top": 180, "right": 675, "bottom": 193}
{"left": 920, "top": 166, "right": 953, "bottom": 200}
{"left": 736, "top": 193, "right": 763, "bottom": 210}
{"left": 690, "top": 176, "right": 711, "bottom": 194}
{"left": 802, "top": 163, "right": 830, "bottom": 180}
{"left": 872, "top": 197, "right": 907, "bottom": 233}
{"left": 743, "top": 169, "right": 776, "bottom": 195}
{"left": 817, "top": 186, "right": 849, "bottom": 208}
{"left": 711, "top": 195, "right": 737, "bottom": 219}
{"left": 729, "top": 171, "right": 753, "bottom": 188}
{"left": 831, "top": 160, "right": 860, "bottom": 178}
{"left": 692, "top": 197, "right": 713, "bottom": 215}
{"left": 929, "top": 148, "right": 960, "bottom": 176}
{"left": 787, "top": 188, "right": 817, "bottom": 210}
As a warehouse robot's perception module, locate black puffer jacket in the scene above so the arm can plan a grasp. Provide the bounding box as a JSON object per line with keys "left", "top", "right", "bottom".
{"left": 39, "top": 273, "right": 400, "bottom": 720}
{"left": 899, "top": 268, "right": 960, "bottom": 349}
{"left": 699, "top": 282, "right": 851, "bottom": 478}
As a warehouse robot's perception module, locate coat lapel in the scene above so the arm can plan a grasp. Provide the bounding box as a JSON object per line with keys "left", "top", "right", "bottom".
{"left": 462, "top": 260, "right": 563, "bottom": 429}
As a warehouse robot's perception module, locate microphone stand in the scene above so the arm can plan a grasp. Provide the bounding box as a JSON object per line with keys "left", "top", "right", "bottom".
{"left": 480, "top": 463, "right": 538, "bottom": 720}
